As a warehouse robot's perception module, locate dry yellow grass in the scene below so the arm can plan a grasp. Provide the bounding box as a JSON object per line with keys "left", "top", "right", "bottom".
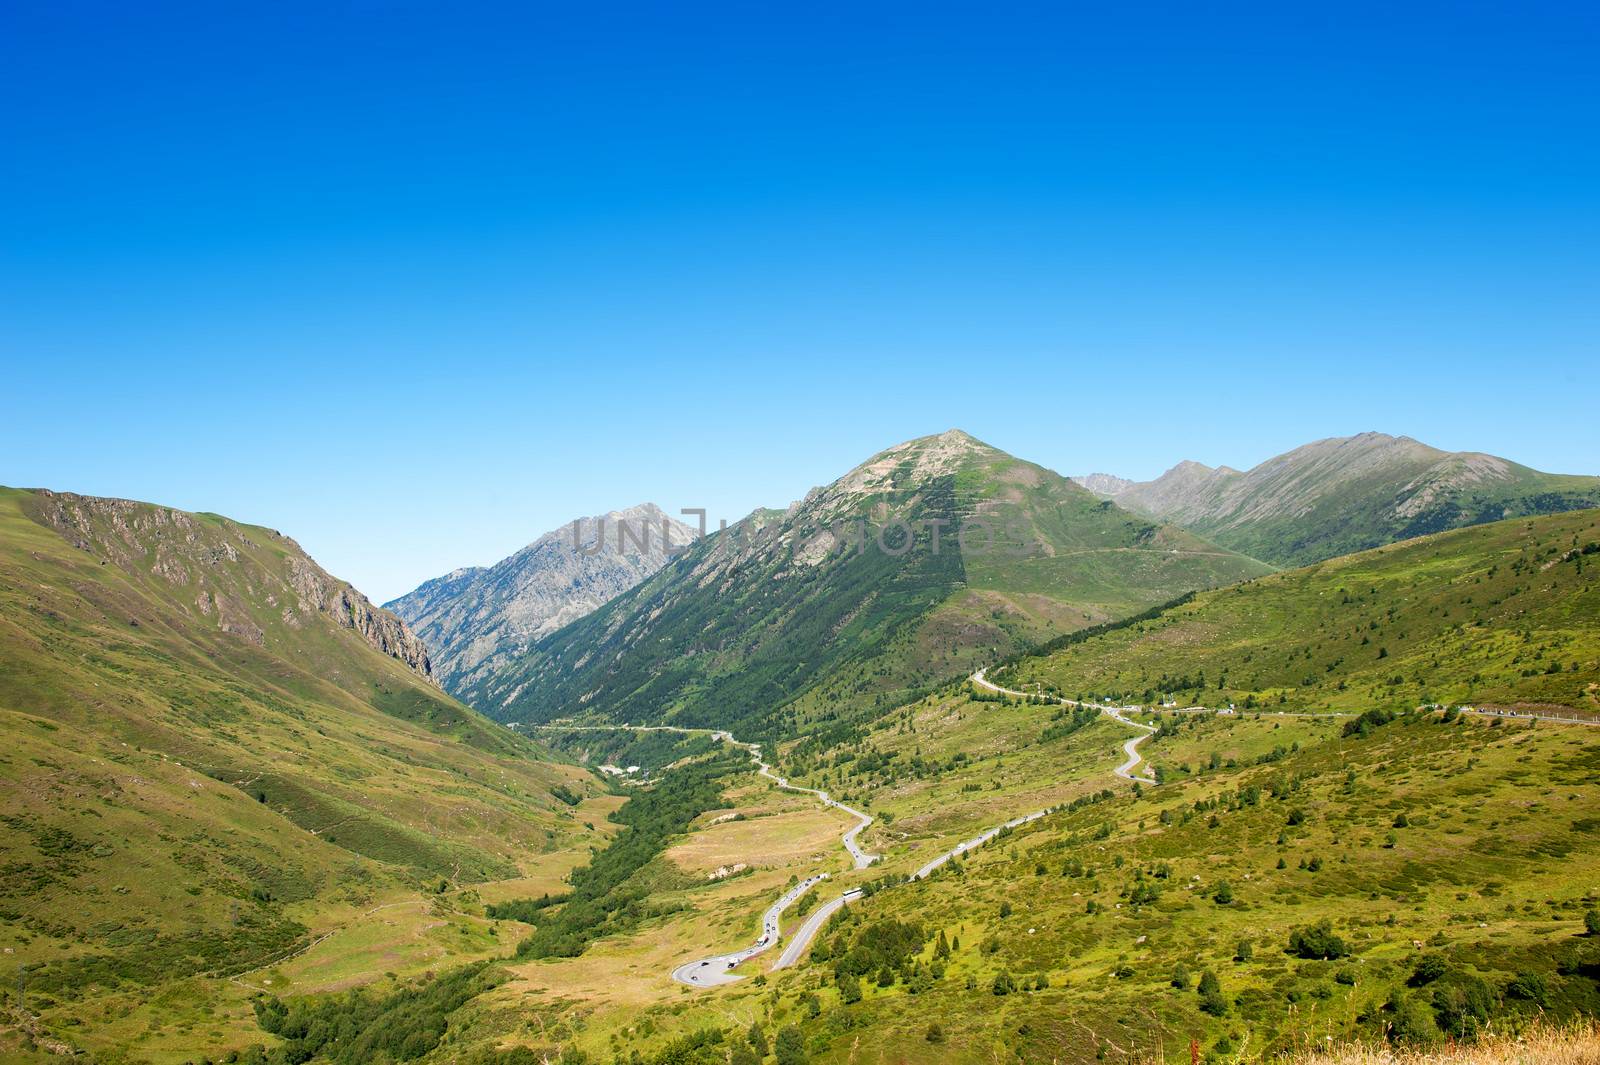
{"left": 664, "top": 802, "right": 850, "bottom": 875}
{"left": 1292, "top": 1022, "right": 1600, "bottom": 1065}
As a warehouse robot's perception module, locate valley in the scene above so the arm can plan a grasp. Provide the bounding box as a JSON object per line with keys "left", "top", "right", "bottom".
{"left": 3, "top": 438, "right": 1597, "bottom": 1064}
{"left": 14, "top": 8, "right": 1600, "bottom": 1060}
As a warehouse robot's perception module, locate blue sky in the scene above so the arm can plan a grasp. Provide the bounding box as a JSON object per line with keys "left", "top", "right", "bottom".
{"left": 3, "top": 2, "right": 1597, "bottom": 601}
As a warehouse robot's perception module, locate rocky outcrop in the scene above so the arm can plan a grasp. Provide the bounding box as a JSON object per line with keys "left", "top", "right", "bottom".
{"left": 23, "top": 489, "right": 435, "bottom": 683}
{"left": 387, "top": 503, "right": 696, "bottom": 692}
{"left": 285, "top": 554, "right": 434, "bottom": 679}
{"left": 1071, "top": 472, "right": 1136, "bottom": 497}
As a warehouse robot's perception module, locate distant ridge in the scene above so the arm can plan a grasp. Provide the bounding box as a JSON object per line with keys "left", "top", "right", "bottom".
{"left": 1075, "top": 432, "right": 1600, "bottom": 566}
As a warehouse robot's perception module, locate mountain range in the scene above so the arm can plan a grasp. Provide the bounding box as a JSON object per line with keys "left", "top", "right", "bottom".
{"left": 1074, "top": 431, "right": 1600, "bottom": 567}
{"left": 386, "top": 503, "right": 695, "bottom": 691}
{"left": 465, "top": 430, "right": 1272, "bottom": 735}
{"left": 3, "top": 428, "right": 1599, "bottom": 1062}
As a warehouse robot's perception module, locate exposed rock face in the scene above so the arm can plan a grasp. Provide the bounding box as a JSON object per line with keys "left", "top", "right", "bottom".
{"left": 23, "top": 489, "right": 435, "bottom": 682}
{"left": 386, "top": 503, "right": 696, "bottom": 693}
{"left": 1071, "top": 473, "right": 1136, "bottom": 497}
{"left": 1074, "top": 433, "right": 1600, "bottom": 566}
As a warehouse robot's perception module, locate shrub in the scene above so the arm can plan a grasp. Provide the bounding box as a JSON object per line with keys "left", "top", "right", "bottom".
{"left": 1431, "top": 974, "right": 1495, "bottom": 1039}
{"left": 925, "top": 1023, "right": 944, "bottom": 1043}
{"left": 1389, "top": 991, "right": 1439, "bottom": 1046}
{"left": 774, "top": 1025, "right": 806, "bottom": 1065}
{"left": 1342, "top": 708, "right": 1397, "bottom": 738}
{"left": 1197, "top": 970, "right": 1228, "bottom": 1016}
{"left": 1408, "top": 953, "right": 1448, "bottom": 986}
{"left": 1506, "top": 970, "right": 1549, "bottom": 1005}
{"left": 1287, "top": 921, "right": 1348, "bottom": 960}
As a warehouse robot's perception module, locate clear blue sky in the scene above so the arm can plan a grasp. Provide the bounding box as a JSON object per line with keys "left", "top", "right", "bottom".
{"left": 4, "top": 2, "right": 1597, "bottom": 601}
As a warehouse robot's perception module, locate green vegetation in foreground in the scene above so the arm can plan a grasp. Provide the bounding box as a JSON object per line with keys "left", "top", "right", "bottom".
{"left": 759, "top": 709, "right": 1600, "bottom": 1062}
{"left": 998, "top": 508, "right": 1600, "bottom": 716}
{"left": 0, "top": 487, "right": 600, "bottom": 1060}
{"left": 370, "top": 702, "right": 1600, "bottom": 1064}
{"left": 479, "top": 430, "right": 1269, "bottom": 742}
{"left": 251, "top": 961, "right": 507, "bottom": 1064}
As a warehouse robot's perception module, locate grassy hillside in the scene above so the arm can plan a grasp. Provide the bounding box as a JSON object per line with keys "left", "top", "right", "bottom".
{"left": 333, "top": 693, "right": 1600, "bottom": 1065}
{"left": 996, "top": 508, "right": 1600, "bottom": 717}
{"left": 474, "top": 431, "right": 1270, "bottom": 738}
{"left": 749, "top": 707, "right": 1600, "bottom": 1063}
{"left": 0, "top": 487, "right": 604, "bottom": 1061}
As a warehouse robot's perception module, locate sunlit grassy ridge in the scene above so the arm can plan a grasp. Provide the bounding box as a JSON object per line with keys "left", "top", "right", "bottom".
{"left": 753, "top": 710, "right": 1600, "bottom": 1063}
{"left": 998, "top": 509, "right": 1600, "bottom": 716}
{"left": 0, "top": 487, "right": 602, "bottom": 1060}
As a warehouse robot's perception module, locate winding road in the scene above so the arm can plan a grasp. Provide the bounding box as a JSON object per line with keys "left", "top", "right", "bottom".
{"left": 972, "top": 668, "right": 1158, "bottom": 784}
{"left": 672, "top": 873, "right": 832, "bottom": 987}
{"left": 681, "top": 670, "right": 1170, "bottom": 981}
{"left": 538, "top": 670, "right": 1170, "bottom": 988}
{"left": 669, "top": 737, "right": 879, "bottom": 984}
{"left": 528, "top": 668, "right": 1596, "bottom": 988}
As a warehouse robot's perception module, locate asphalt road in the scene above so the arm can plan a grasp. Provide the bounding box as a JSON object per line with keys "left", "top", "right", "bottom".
{"left": 770, "top": 888, "right": 863, "bottom": 970}
{"left": 670, "top": 873, "right": 831, "bottom": 987}
{"left": 669, "top": 732, "right": 880, "bottom": 985}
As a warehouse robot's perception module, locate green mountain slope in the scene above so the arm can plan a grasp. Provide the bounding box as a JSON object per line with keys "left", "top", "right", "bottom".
{"left": 1080, "top": 432, "right": 1600, "bottom": 567}
{"left": 998, "top": 507, "right": 1600, "bottom": 715}
{"left": 472, "top": 431, "right": 1272, "bottom": 736}
{"left": 0, "top": 487, "right": 600, "bottom": 1057}
{"left": 760, "top": 694, "right": 1600, "bottom": 1062}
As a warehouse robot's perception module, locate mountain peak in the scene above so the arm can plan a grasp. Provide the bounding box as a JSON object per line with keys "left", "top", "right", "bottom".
{"left": 829, "top": 429, "right": 1006, "bottom": 500}
{"left": 389, "top": 503, "right": 696, "bottom": 689}
{"left": 898, "top": 428, "right": 996, "bottom": 455}
{"left": 472, "top": 430, "right": 1272, "bottom": 728}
